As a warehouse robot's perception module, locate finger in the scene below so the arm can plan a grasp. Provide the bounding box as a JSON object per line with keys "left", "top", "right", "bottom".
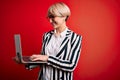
{"left": 31, "top": 57, "right": 40, "bottom": 61}
{"left": 30, "top": 54, "right": 37, "bottom": 59}
{"left": 30, "top": 56, "right": 38, "bottom": 61}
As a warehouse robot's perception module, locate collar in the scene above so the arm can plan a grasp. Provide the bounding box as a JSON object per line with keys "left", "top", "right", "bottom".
{"left": 47, "top": 28, "right": 72, "bottom": 37}
{"left": 54, "top": 27, "right": 68, "bottom": 37}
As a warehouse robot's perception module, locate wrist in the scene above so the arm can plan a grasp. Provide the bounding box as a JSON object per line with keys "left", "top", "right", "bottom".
{"left": 46, "top": 55, "right": 49, "bottom": 61}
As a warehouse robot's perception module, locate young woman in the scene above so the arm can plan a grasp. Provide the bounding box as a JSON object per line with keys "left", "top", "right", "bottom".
{"left": 18, "top": 2, "right": 82, "bottom": 80}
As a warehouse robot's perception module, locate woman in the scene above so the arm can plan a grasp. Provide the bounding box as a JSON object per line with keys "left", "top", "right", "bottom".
{"left": 27, "top": 2, "right": 82, "bottom": 80}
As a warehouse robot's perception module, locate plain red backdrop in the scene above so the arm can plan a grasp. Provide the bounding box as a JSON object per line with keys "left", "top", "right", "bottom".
{"left": 0, "top": 0, "right": 120, "bottom": 80}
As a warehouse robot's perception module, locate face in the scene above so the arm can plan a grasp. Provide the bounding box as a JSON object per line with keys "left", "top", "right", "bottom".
{"left": 48, "top": 15, "right": 66, "bottom": 29}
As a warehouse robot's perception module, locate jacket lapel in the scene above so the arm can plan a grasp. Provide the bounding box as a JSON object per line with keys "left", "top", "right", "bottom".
{"left": 43, "top": 30, "right": 54, "bottom": 54}
{"left": 56, "top": 29, "right": 72, "bottom": 57}
{"left": 44, "top": 29, "right": 72, "bottom": 57}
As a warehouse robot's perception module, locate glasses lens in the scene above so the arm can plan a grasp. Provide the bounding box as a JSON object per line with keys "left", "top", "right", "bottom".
{"left": 48, "top": 15, "right": 55, "bottom": 18}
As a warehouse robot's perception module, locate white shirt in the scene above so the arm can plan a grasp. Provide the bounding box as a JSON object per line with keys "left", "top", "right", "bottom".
{"left": 44, "top": 28, "right": 68, "bottom": 80}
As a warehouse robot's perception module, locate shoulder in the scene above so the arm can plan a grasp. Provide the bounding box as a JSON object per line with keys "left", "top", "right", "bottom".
{"left": 69, "top": 29, "right": 82, "bottom": 39}
{"left": 43, "top": 30, "right": 54, "bottom": 37}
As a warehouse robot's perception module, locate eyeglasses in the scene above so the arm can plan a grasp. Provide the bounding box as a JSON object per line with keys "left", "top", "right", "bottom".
{"left": 47, "top": 15, "right": 63, "bottom": 19}
{"left": 48, "top": 15, "right": 55, "bottom": 19}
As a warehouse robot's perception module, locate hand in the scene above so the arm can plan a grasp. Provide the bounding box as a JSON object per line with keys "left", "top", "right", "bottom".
{"left": 13, "top": 56, "right": 22, "bottom": 64}
{"left": 30, "top": 54, "right": 48, "bottom": 62}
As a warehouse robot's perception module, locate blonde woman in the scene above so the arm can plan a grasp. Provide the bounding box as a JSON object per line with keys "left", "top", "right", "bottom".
{"left": 28, "top": 2, "right": 82, "bottom": 80}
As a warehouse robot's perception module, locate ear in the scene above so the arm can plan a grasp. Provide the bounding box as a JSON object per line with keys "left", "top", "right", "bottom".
{"left": 65, "top": 16, "right": 68, "bottom": 21}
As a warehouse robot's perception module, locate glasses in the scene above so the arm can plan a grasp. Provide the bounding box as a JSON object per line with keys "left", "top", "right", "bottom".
{"left": 48, "top": 15, "right": 55, "bottom": 18}
{"left": 47, "top": 15, "right": 63, "bottom": 19}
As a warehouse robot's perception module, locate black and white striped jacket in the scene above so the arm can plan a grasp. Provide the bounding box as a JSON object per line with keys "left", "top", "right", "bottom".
{"left": 28, "top": 29, "right": 82, "bottom": 80}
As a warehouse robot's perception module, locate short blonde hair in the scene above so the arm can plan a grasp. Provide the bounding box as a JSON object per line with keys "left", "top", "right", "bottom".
{"left": 47, "top": 2, "right": 71, "bottom": 21}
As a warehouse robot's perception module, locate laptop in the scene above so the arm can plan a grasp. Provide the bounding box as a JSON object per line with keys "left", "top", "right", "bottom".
{"left": 14, "top": 34, "right": 47, "bottom": 64}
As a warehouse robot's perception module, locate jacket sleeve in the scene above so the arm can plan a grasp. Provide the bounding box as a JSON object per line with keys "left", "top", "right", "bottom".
{"left": 47, "top": 35, "right": 82, "bottom": 72}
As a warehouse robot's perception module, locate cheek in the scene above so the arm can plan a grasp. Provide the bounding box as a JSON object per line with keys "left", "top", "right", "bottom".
{"left": 53, "top": 17, "right": 65, "bottom": 25}
{"left": 57, "top": 19, "right": 65, "bottom": 24}
{"left": 54, "top": 19, "right": 60, "bottom": 24}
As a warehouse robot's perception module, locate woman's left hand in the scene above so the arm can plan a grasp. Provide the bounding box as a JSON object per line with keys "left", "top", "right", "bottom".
{"left": 30, "top": 54, "right": 48, "bottom": 61}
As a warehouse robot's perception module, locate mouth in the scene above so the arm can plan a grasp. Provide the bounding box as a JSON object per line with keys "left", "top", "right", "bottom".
{"left": 51, "top": 21, "right": 57, "bottom": 26}
{"left": 51, "top": 22, "right": 55, "bottom": 26}
{"left": 51, "top": 22, "right": 57, "bottom": 28}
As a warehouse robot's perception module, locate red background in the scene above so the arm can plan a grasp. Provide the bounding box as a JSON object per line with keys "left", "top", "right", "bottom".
{"left": 0, "top": 0, "right": 120, "bottom": 80}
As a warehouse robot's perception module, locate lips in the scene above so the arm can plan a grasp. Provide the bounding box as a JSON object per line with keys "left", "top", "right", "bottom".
{"left": 51, "top": 22, "right": 58, "bottom": 28}
{"left": 51, "top": 21, "right": 57, "bottom": 25}
{"left": 51, "top": 22, "right": 55, "bottom": 26}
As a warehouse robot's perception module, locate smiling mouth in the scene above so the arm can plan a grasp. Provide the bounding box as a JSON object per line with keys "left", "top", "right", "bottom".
{"left": 51, "top": 22, "right": 57, "bottom": 26}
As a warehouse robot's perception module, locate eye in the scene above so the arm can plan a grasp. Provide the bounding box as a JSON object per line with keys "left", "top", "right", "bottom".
{"left": 48, "top": 15, "right": 55, "bottom": 18}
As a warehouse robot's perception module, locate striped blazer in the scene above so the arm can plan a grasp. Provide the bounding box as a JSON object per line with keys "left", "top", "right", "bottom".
{"left": 28, "top": 29, "right": 82, "bottom": 80}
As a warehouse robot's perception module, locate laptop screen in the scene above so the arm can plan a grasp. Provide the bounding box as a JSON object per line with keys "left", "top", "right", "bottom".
{"left": 14, "top": 34, "right": 22, "bottom": 62}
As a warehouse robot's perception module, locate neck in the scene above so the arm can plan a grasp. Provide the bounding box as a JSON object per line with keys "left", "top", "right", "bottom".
{"left": 55, "top": 26, "right": 67, "bottom": 37}
{"left": 56, "top": 25, "right": 67, "bottom": 34}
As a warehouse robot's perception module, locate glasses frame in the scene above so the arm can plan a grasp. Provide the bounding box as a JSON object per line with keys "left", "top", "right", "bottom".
{"left": 47, "top": 15, "right": 64, "bottom": 19}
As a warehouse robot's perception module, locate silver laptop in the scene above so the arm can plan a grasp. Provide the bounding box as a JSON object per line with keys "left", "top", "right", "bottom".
{"left": 14, "top": 34, "right": 47, "bottom": 64}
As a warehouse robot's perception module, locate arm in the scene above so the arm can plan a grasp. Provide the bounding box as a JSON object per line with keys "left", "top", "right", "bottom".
{"left": 47, "top": 35, "right": 82, "bottom": 72}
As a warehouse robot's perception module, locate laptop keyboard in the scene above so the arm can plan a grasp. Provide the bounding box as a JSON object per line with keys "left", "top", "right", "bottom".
{"left": 22, "top": 56, "right": 32, "bottom": 62}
